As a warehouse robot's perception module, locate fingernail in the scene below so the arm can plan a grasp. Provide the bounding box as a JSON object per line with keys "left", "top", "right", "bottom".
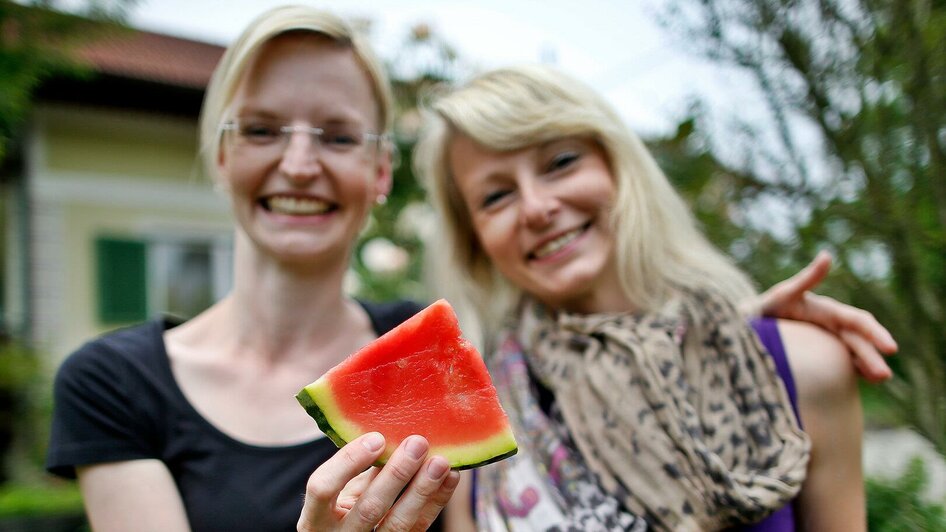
{"left": 427, "top": 457, "right": 449, "bottom": 480}
{"left": 362, "top": 432, "right": 384, "bottom": 452}
{"left": 405, "top": 436, "right": 427, "bottom": 460}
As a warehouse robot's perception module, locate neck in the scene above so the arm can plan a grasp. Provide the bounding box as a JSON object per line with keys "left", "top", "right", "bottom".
{"left": 220, "top": 236, "right": 360, "bottom": 362}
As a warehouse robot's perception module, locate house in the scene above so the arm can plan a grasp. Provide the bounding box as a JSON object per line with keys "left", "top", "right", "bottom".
{"left": 2, "top": 25, "right": 232, "bottom": 363}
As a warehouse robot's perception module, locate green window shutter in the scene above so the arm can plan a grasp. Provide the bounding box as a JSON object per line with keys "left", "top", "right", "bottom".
{"left": 95, "top": 237, "right": 147, "bottom": 323}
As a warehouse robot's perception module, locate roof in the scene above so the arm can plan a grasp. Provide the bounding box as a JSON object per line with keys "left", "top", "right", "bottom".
{"left": 74, "top": 28, "right": 225, "bottom": 89}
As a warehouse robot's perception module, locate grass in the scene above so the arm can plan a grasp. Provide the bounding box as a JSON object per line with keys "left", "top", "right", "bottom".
{"left": 0, "top": 482, "right": 83, "bottom": 517}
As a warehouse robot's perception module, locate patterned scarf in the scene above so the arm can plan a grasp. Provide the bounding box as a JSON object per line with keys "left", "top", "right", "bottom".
{"left": 476, "top": 288, "right": 810, "bottom": 531}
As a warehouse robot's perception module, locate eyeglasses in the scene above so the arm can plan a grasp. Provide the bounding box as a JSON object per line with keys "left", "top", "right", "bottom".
{"left": 220, "top": 120, "right": 387, "bottom": 161}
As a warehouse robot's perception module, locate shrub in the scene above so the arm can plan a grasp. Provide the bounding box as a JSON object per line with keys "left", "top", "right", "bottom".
{"left": 867, "top": 457, "right": 946, "bottom": 531}
{"left": 0, "top": 483, "right": 83, "bottom": 518}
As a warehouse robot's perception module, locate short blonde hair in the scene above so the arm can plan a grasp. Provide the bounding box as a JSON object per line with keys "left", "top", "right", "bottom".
{"left": 415, "top": 65, "right": 757, "bottom": 334}
{"left": 199, "top": 5, "right": 393, "bottom": 180}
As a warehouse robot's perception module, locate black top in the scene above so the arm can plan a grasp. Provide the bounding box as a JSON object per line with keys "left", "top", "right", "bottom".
{"left": 47, "top": 300, "right": 424, "bottom": 532}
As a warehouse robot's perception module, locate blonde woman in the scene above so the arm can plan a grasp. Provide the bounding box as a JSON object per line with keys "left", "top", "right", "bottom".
{"left": 416, "top": 65, "right": 875, "bottom": 531}
{"left": 46, "top": 7, "right": 457, "bottom": 531}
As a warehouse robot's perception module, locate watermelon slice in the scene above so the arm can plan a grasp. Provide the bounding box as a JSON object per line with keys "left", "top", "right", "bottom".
{"left": 295, "top": 299, "right": 518, "bottom": 470}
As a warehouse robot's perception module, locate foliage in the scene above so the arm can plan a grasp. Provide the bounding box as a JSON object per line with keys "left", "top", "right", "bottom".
{"left": 657, "top": 0, "right": 946, "bottom": 453}
{"left": 353, "top": 23, "right": 470, "bottom": 304}
{"left": 0, "top": 0, "right": 134, "bottom": 163}
{"left": 866, "top": 457, "right": 946, "bottom": 531}
{"left": 0, "top": 339, "right": 42, "bottom": 484}
{"left": 353, "top": 136, "right": 432, "bottom": 303}
{"left": 0, "top": 482, "right": 83, "bottom": 517}
{"left": 1, "top": 0, "right": 136, "bottom": 486}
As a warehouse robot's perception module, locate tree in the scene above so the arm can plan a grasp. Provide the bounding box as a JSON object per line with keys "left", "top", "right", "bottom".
{"left": 0, "top": 0, "right": 134, "bottom": 163}
{"left": 352, "top": 22, "right": 470, "bottom": 304}
{"left": 0, "top": 0, "right": 135, "bottom": 484}
{"left": 655, "top": 0, "right": 945, "bottom": 452}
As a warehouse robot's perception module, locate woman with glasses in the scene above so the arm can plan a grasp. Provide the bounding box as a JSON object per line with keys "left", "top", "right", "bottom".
{"left": 415, "top": 65, "right": 876, "bottom": 531}
{"left": 45, "top": 5, "right": 894, "bottom": 532}
{"left": 46, "top": 7, "right": 458, "bottom": 531}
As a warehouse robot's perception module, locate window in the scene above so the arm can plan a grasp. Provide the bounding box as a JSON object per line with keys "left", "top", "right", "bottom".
{"left": 96, "top": 237, "right": 148, "bottom": 323}
{"left": 95, "top": 234, "right": 232, "bottom": 324}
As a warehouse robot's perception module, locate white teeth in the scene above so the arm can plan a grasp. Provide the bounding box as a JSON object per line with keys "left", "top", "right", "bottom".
{"left": 533, "top": 227, "right": 584, "bottom": 259}
{"left": 267, "top": 196, "right": 331, "bottom": 215}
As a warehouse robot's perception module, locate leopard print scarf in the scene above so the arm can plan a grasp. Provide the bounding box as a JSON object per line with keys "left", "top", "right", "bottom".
{"left": 507, "top": 288, "right": 810, "bottom": 531}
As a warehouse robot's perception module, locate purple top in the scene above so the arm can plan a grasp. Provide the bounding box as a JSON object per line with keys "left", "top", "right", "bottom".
{"left": 730, "top": 318, "right": 799, "bottom": 532}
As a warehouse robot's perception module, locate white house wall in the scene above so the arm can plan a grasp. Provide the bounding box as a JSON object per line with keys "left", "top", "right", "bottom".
{"left": 27, "top": 103, "right": 232, "bottom": 364}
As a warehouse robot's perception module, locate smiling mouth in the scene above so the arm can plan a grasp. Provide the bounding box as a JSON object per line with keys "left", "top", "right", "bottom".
{"left": 529, "top": 222, "right": 592, "bottom": 260}
{"left": 262, "top": 196, "right": 335, "bottom": 215}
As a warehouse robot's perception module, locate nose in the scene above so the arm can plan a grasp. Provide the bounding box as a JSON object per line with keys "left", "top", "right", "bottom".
{"left": 278, "top": 130, "right": 322, "bottom": 183}
{"left": 519, "top": 181, "right": 560, "bottom": 229}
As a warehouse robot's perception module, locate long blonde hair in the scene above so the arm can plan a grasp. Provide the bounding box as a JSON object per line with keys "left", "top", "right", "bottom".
{"left": 415, "top": 65, "right": 757, "bottom": 335}
{"left": 198, "top": 5, "right": 393, "bottom": 180}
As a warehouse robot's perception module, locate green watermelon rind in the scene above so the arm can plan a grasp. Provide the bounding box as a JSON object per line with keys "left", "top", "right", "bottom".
{"left": 294, "top": 383, "right": 350, "bottom": 451}
{"left": 295, "top": 381, "right": 518, "bottom": 471}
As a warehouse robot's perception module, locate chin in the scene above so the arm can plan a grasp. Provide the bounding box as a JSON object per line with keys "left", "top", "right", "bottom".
{"left": 529, "top": 264, "right": 612, "bottom": 311}
{"left": 261, "top": 233, "right": 353, "bottom": 264}
{"left": 531, "top": 279, "right": 594, "bottom": 308}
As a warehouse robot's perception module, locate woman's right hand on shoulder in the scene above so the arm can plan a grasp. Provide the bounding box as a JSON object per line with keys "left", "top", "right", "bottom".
{"left": 298, "top": 432, "right": 460, "bottom": 532}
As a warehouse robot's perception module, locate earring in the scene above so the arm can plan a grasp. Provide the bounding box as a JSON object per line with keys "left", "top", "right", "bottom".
{"left": 376, "top": 194, "right": 388, "bottom": 206}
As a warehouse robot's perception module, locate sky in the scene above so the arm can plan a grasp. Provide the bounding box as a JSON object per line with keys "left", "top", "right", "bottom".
{"left": 117, "top": 0, "right": 757, "bottom": 138}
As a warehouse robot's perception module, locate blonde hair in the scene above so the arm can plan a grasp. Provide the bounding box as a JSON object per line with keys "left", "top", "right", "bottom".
{"left": 198, "top": 5, "right": 393, "bottom": 180}
{"left": 415, "top": 65, "right": 757, "bottom": 335}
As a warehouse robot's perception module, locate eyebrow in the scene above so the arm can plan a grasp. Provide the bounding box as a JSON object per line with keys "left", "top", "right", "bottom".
{"left": 232, "top": 106, "right": 367, "bottom": 128}
{"left": 537, "top": 138, "right": 583, "bottom": 154}
{"left": 232, "top": 107, "right": 283, "bottom": 120}
{"left": 467, "top": 168, "right": 520, "bottom": 209}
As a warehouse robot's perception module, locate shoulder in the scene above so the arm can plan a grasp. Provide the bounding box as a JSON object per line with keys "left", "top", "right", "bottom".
{"left": 775, "top": 319, "right": 857, "bottom": 405}
{"left": 55, "top": 320, "right": 167, "bottom": 387}
{"left": 49, "top": 320, "right": 171, "bottom": 451}
{"left": 358, "top": 299, "right": 425, "bottom": 335}
{"left": 65, "top": 320, "right": 165, "bottom": 363}
{"left": 774, "top": 322, "right": 865, "bottom": 528}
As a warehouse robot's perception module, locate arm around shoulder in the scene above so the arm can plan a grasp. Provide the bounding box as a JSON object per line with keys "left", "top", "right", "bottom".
{"left": 777, "top": 319, "right": 866, "bottom": 532}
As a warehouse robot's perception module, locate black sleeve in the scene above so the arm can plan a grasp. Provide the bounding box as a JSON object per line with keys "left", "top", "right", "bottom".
{"left": 360, "top": 299, "right": 425, "bottom": 335}
{"left": 46, "top": 326, "right": 161, "bottom": 479}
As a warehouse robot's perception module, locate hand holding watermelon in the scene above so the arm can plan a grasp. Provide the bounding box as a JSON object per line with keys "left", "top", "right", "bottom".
{"left": 298, "top": 431, "right": 459, "bottom": 531}
{"left": 295, "top": 299, "right": 517, "bottom": 529}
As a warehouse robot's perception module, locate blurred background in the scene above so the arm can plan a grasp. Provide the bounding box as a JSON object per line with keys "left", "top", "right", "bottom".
{"left": 1, "top": 0, "right": 943, "bottom": 529}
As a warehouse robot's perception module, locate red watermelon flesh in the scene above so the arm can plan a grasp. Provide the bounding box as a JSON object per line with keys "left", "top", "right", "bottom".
{"left": 295, "top": 299, "right": 517, "bottom": 469}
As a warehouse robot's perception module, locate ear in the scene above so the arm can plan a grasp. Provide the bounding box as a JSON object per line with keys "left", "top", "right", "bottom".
{"left": 373, "top": 143, "right": 394, "bottom": 199}
{"left": 216, "top": 139, "right": 228, "bottom": 174}
{"left": 211, "top": 140, "right": 236, "bottom": 195}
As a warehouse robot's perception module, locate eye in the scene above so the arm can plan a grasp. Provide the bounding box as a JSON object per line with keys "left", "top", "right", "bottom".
{"left": 481, "top": 189, "right": 511, "bottom": 208}
{"left": 321, "top": 128, "right": 361, "bottom": 148}
{"left": 546, "top": 151, "right": 580, "bottom": 173}
{"left": 238, "top": 122, "right": 281, "bottom": 144}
